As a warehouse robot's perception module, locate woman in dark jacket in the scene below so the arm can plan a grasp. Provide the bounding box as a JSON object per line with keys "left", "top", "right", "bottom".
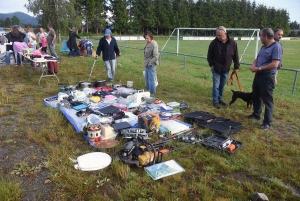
{"left": 68, "top": 27, "right": 81, "bottom": 55}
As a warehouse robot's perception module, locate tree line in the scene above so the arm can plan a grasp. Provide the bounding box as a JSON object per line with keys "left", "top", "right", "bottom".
{"left": 24, "top": 0, "right": 300, "bottom": 37}
{"left": 0, "top": 17, "right": 22, "bottom": 28}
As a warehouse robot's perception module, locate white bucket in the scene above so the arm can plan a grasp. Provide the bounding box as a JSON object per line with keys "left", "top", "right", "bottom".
{"left": 127, "top": 81, "right": 133, "bottom": 88}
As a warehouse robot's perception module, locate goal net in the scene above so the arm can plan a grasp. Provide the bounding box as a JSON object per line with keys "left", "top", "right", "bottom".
{"left": 161, "top": 28, "right": 260, "bottom": 64}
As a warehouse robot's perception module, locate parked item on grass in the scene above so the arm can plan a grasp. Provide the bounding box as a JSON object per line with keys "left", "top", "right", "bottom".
{"left": 87, "top": 124, "right": 101, "bottom": 142}
{"left": 201, "top": 134, "right": 243, "bottom": 154}
{"left": 48, "top": 61, "right": 58, "bottom": 74}
{"left": 93, "top": 139, "right": 119, "bottom": 149}
{"left": 93, "top": 80, "right": 106, "bottom": 88}
{"left": 89, "top": 96, "right": 100, "bottom": 103}
{"left": 127, "top": 81, "right": 133, "bottom": 88}
{"left": 145, "top": 160, "right": 185, "bottom": 180}
{"left": 205, "top": 118, "right": 243, "bottom": 135}
{"left": 59, "top": 99, "right": 71, "bottom": 109}
{"left": 115, "top": 135, "right": 158, "bottom": 167}
{"left": 134, "top": 90, "right": 150, "bottom": 106}
{"left": 70, "top": 152, "right": 111, "bottom": 171}
{"left": 100, "top": 123, "right": 117, "bottom": 140}
{"left": 167, "top": 102, "right": 180, "bottom": 108}
{"left": 78, "top": 82, "right": 91, "bottom": 88}
{"left": 139, "top": 111, "right": 160, "bottom": 132}
{"left": 184, "top": 111, "right": 216, "bottom": 128}
{"left": 250, "top": 192, "right": 269, "bottom": 201}
{"left": 179, "top": 102, "right": 189, "bottom": 110}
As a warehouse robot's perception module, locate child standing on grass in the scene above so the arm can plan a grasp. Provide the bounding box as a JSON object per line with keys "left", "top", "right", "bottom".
{"left": 40, "top": 36, "right": 47, "bottom": 54}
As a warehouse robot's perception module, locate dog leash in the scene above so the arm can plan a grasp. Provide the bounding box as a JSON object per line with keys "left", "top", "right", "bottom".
{"left": 228, "top": 71, "right": 243, "bottom": 92}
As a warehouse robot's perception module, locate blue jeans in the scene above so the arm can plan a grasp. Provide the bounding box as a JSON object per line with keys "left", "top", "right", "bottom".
{"left": 5, "top": 51, "right": 12, "bottom": 65}
{"left": 104, "top": 59, "right": 116, "bottom": 81}
{"left": 211, "top": 68, "right": 229, "bottom": 102}
{"left": 145, "top": 66, "right": 157, "bottom": 94}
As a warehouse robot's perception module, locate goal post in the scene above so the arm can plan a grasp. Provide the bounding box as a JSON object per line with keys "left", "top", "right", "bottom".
{"left": 161, "top": 27, "right": 261, "bottom": 63}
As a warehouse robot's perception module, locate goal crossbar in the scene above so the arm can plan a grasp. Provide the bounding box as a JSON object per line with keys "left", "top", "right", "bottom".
{"left": 161, "top": 27, "right": 261, "bottom": 61}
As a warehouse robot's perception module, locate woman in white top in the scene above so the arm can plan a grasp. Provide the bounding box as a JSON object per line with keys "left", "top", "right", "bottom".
{"left": 26, "top": 27, "right": 37, "bottom": 50}
{"left": 36, "top": 27, "right": 48, "bottom": 48}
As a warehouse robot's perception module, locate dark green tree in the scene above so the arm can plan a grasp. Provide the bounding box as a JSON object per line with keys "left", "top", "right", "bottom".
{"left": 25, "top": 0, "right": 81, "bottom": 40}
{"left": 11, "top": 16, "right": 21, "bottom": 26}
{"left": 0, "top": 19, "right": 4, "bottom": 27}
{"left": 111, "top": 0, "right": 129, "bottom": 35}
{"left": 132, "top": 0, "right": 156, "bottom": 33}
{"left": 172, "top": 0, "right": 190, "bottom": 27}
{"left": 154, "top": 0, "right": 174, "bottom": 35}
{"left": 91, "top": 0, "right": 106, "bottom": 34}
{"left": 4, "top": 17, "right": 11, "bottom": 27}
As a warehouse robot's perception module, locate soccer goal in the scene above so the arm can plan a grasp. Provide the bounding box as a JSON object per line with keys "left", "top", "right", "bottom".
{"left": 161, "top": 28, "right": 261, "bottom": 64}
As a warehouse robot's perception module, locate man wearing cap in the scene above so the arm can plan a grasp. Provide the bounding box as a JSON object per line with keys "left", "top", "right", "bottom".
{"left": 207, "top": 26, "right": 240, "bottom": 109}
{"left": 96, "top": 29, "right": 121, "bottom": 82}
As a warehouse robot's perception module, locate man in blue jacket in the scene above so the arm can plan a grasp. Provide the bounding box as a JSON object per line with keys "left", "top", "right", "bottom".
{"left": 96, "top": 29, "right": 121, "bottom": 82}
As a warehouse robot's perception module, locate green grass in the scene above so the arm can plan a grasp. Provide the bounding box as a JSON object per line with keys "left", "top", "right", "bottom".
{"left": 0, "top": 38, "right": 300, "bottom": 200}
{"left": 0, "top": 177, "right": 23, "bottom": 201}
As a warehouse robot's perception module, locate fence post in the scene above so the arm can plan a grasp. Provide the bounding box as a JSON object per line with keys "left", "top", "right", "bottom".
{"left": 159, "top": 51, "right": 162, "bottom": 65}
{"left": 184, "top": 55, "right": 186, "bottom": 69}
{"left": 292, "top": 71, "right": 299, "bottom": 95}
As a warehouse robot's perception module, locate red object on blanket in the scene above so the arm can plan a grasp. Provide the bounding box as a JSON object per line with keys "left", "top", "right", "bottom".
{"left": 94, "top": 86, "right": 113, "bottom": 92}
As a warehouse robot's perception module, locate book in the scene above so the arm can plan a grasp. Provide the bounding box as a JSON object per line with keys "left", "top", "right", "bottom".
{"left": 144, "top": 160, "right": 185, "bottom": 180}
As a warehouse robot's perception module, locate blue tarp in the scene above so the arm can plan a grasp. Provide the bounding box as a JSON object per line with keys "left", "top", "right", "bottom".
{"left": 60, "top": 40, "right": 70, "bottom": 52}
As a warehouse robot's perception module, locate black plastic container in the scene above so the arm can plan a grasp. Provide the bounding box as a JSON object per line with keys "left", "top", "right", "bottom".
{"left": 201, "top": 134, "right": 243, "bottom": 154}
{"left": 183, "top": 111, "right": 216, "bottom": 128}
{"left": 205, "top": 120, "right": 242, "bottom": 135}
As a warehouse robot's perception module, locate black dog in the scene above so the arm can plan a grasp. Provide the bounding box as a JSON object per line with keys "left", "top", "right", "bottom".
{"left": 229, "top": 90, "right": 253, "bottom": 109}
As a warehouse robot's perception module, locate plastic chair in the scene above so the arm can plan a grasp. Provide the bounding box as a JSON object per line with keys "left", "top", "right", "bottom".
{"left": 59, "top": 40, "right": 70, "bottom": 52}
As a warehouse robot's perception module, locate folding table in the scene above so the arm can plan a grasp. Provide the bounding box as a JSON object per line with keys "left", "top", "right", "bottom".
{"left": 20, "top": 53, "right": 60, "bottom": 85}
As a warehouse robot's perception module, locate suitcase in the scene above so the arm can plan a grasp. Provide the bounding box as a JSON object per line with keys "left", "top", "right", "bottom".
{"left": 183, "top": 111, "right": 216, "bottom": 128}
{"left": 48, "top": 61, "right": 58, "bottom": 74}
{"left": 201, "top": 134, "right": 243, "bottom": 154}
{"left": 205, "top": 119, "right": 242, "bottom": 135}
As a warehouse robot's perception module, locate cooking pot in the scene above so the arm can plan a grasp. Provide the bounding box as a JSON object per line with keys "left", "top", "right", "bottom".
{"left": 93, "top": 80, "right": 106, "bottom": 88}
{"left": 78, "top": 82, "right": 91, "bottom": 88}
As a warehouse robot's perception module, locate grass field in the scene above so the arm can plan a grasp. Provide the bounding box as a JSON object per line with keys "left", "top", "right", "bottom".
{"left": 0, "top": 37, "right": 300, "bottom": 200}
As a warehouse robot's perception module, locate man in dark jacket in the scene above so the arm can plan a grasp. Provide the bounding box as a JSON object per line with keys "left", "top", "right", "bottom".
{"left": 207, "top": 26, "right": 240, "bottom": 109}
{"left": 96, "top": 29, "right": 121, "bottom": 82}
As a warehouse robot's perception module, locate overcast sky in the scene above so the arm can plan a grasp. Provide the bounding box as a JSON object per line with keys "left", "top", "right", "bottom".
{"left": 0, "top": 0, "right": 299, "bottom": 22}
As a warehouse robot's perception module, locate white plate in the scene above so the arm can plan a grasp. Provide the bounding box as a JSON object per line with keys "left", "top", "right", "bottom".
{"left": 74, "top": 152, "right": 111, "bottom": 171}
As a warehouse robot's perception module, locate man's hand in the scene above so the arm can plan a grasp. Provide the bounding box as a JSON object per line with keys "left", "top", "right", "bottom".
{"left": 117, "top": 53, "right": 121, "bottom": 57}
{"left": 233, "top": 69, "right": 238, "bottom": 73}
{"left": 250, "top": 65, "right": 259, "bottom": 73}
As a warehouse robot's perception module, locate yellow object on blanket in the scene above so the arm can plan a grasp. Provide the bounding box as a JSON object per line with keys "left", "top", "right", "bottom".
{"left": 89, "top": 96, "right": 101, "bottom": 103}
